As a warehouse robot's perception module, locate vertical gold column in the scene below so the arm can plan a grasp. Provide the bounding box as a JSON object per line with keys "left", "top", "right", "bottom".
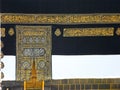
{"left": 42, "top": 80, "right": 44, "bottom": 90}
{"left": 24, "top": 81, "right": 26, "bottom": 90}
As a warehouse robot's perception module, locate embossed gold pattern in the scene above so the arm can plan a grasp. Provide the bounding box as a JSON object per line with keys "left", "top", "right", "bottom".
{"left": 63, "top": 28, "right": 114, "bottom": 37}
{"left": 16, "top": 26, "right": 52, "bottom": 81}
{"left": 1, "top": 14, "right": 35, "bottom": 24}
{"left": 116, "top": 28, "right": 120, "bottom": 36}
{"left": 1, "top": 13, "right": 120, "bottom": 24}
{"left": 0, "top": 28, "right": 6, "bottom": 37}
{"left": 55, "top": 28, "right": 61, "bottom": 36}
{"left": 8, "top": 28, "right": 15, "bottom": 36}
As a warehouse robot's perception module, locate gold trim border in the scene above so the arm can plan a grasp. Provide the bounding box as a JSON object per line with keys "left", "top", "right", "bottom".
{"left": 1, "top": 13, "right": 120, "bottom": 24}
{"left": 63, "top": 28, "right": 114, "bottom": 37}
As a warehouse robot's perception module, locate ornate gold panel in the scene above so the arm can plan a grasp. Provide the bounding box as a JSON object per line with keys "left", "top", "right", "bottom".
{"left": 63, "top": 28, "right": 114, "bottom": 37}
{"left": 16, "top": 26, "right": 52, "bottom": 81}
{"left": 1, "top": 13, "right": 120, "bottom": 24}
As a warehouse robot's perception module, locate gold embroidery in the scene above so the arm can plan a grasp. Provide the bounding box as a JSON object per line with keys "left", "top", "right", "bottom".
{"left": 116, "top": 28, "right": 120, "bottom": 36}
{"left": 1, "top": 14, "right": 35, "bottom": 24}
{"left": 23, "top": 31, "right": 45, "bottom": 36}
{"left": 1, "top": 13, "right": 120, "bottom": 24}
{"left": 8, "top": 28, "right": 15, "bottom": 36}
{"left": 63, "top": 28, "right": 114, "bottom": 37}
{"left": 16, "top": 26, "right": 52, "bottom": 81}
{"left": 0, "top": 28, "right": 6, "bottom": 37}
{"left": 55, "top": 28, "right": 61, "bottom": 36}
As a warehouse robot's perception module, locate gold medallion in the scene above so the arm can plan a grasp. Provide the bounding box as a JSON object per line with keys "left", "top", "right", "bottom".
{"left": 55, "top": 28, "right": 61, "bottom": 36}
{"left": 8, "top": 28, "right": 15, "bottom": 36}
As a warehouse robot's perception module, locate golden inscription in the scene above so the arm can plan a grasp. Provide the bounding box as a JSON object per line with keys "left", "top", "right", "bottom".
{"left": 0, "top": 28, "right": 6, "bottom": 37}
{"left": 1, "top": 14, "right": 35, "bottom": 24}
{"left": 1, "top": 13, "right": 120, "bottom": 24}
{"left": 63, "top": 28, "right": 114, "bottom": 37}
{"left": 23, "top": 31, "right": 45, "bottom": 36}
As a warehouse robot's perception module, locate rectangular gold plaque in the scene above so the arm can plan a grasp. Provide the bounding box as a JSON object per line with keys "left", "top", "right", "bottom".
{"left": 63, "top": 28, "right": 114, "bottom": 37}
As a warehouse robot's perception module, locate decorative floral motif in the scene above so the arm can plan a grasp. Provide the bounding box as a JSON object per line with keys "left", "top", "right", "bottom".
{"left": 22, "top": 61, "right": 30, "bottom": 69}
{"left": 22, "top": 37, "right": 46, "bottom": 43}
{"left": 34, "top": 37, "right": 39, "bottom": 43}
{"left": 38, "top": 61, "right": 46, "bottom": 69}
{"left": 29, "top": 37, "right": 33, "bottom": 43}
{"left": 23, "top": 48, "right": 45, "bottom": 57}
{"left": 22, "top": 37, "right": 27, "bottom": 43}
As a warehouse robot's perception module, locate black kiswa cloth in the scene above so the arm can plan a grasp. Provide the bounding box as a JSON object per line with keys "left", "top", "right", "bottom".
{"left": 1, "top": 25, "right": 16, "bottom": 55}
{"left": 52, "top": 36, "right": 120, "bottom": 55}
{"left": 52, "top": 25, "right": 120, "bottom": 55}
{"left": 1, "top": 0, "right": 120, "bottom": 56}
{"left": 1, "top": 0, "right": 120, "bottom": 13}
{"left": 1, "top": 24, "right": 120, "bottom": 55}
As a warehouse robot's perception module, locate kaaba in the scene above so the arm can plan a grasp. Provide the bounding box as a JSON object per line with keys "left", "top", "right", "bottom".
{"left": 1, "top": 0, "right": 120, "bottom": 90}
